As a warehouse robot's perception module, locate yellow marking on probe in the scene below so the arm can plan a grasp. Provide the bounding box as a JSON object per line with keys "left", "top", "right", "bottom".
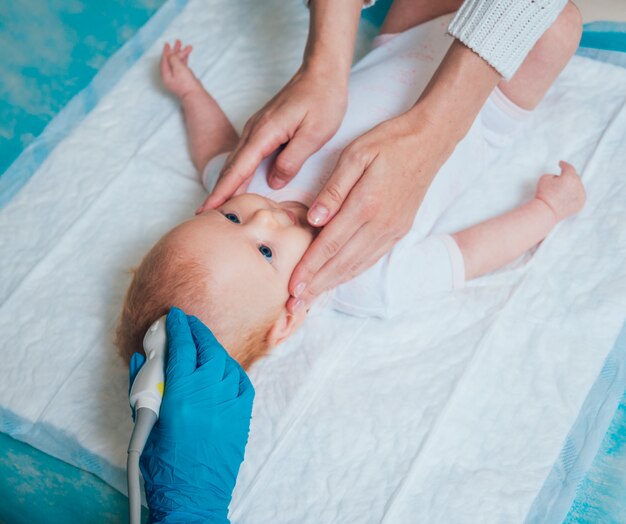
{"left": 157, "top": 382, "right": 164, "bottom": 396}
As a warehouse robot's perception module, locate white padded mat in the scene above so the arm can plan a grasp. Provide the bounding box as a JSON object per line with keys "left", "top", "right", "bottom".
{"left": 1, "top": 0, "right": 626, "bottom": 522}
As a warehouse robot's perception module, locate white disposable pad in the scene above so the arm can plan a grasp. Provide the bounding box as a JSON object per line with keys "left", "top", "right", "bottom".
{"left": 1, "top": 0, "right": 626, "bottom": 522}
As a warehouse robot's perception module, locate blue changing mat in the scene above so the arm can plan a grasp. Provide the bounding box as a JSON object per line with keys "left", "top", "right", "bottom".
{"left": 0, "top": 431, "right": 146, "bottom": 524}
{"left": 563, "top": 19, "right": 626, "bottom": 524}
{"left": 0, "top": 0, "right": 168, "bottom": 176}
{"left": 562, "top": 323, "right": 626, "bottom": 523}
{"left": 0, "top": 0, "right": 186, "bottom": 209}
{"left": 577, "top": 21, "right": 626, "bottom": 68}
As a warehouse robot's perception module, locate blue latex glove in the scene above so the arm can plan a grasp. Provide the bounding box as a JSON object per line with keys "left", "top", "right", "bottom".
{"left": 129, "top": 307, "right": 255, "bottom": 524}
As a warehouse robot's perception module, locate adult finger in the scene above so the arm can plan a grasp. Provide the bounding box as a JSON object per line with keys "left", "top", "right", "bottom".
{"left": 205, "top": 126, "right": 285, "bottom": 209}
{"left": 306, "top": 147, "right": 372, "bottom": 227}
{"left": 288, "top": 198, "right": 368, "bottom": 300}
{"left": 165, "top": 307, "right": 197, "bottom": 384}
{"left": 220, "top": 357, "right": 247, "bottom": 402}
{"left": 187, "top": 315, "right": 227, "bottom": 383}
{"left": 294, "top": 225, "right": 392, "bottom": 309}
{"left": 190, "top": 356, "right": 241, "bottom": 406}
{"left": 238, "top": 365, "right": 255, "bottom": 402}
{"left": 267, "top": 126, "right": 325, "bottom": 189}
{"left": 195, "top": 177, "right": 250, "bottom": 216}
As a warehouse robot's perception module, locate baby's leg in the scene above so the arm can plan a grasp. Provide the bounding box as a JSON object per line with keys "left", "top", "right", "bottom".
{"left": 380, "top": 0, "right": 582, "bottom": 111}
{"left": 452, "top": 162, "right": 585, "bottom": 281}
{"left": 161, "top": 41, "right": 238, "bottom": 172}
{"left": 498, "top": 1, "right": 582, "bottom": 110}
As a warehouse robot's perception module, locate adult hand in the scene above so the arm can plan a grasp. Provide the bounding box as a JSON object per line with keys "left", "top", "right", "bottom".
{"left": 287, "top": 38, "right": 501, "bottom": 313}
{"left": 287, "top": 108, "right": 455, "bottom": 313}
{"left": 132, "top": 307, "right": 255, "bottom": 524}
{"left": 197, "top": 0, "right": 363, "bottom": 213}
{"left": 197, "top": 65, "right": 348, "bottom": 211}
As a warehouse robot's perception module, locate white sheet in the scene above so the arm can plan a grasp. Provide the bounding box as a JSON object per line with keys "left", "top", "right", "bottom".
{"left": 1, "top": 0, "right": 625, "bottom": 522}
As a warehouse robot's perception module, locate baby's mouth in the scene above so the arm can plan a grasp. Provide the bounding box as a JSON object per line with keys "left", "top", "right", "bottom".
{"left": 282, "top": 207, "right": 299, "bottom": 226}
{"left": 279, "top": 201, "right": 318, "bottom": 233}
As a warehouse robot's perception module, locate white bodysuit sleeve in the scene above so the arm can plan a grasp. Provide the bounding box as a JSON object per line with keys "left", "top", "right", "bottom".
{"left": 384, "top": 233, "right": 465, "bottom": 318}
{"left": 201, "top": 152, "right": 230, "bottom": 193}
{"left": 331, "top": 233, "right": 465, "bottom": 319}
{"left": 448, "top": 0, "right": 568, "bottom": 79}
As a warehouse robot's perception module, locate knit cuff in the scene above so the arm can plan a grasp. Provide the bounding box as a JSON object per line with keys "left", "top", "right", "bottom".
{"left": 448, "top": 0, "right": 568, "bottom": 79}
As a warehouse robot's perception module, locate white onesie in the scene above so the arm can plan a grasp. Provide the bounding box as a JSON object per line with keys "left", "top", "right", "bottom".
{"left": 202, "top": 15, "right": 529, "bottom": 319}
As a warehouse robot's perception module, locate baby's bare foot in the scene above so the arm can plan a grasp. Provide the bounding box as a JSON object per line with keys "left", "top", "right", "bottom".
{"left": 535, "top": 161, "right": 586, "bottom": 221}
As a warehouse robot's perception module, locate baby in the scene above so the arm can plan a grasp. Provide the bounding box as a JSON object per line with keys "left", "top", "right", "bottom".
{"left": 116, "top": 11, "right": 585, "bottom": 369}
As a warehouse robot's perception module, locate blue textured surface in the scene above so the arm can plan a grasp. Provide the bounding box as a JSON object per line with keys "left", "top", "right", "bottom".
{"left": 0, "top": 431, "right": 146, "bottom": 524}
{"left": 563, "top": 324, "right": 626, "bottom": 524}
{"left": 0, "top": 0, "right": 195, "bottom": 209}
{"left": 361, "top": 0, "right": 393, "bottom": 28}
{"left": 577, "top": 22, "right": 626, "bottom": 69}
{"left": 0, "top": 0, "right": 167, "bottom": 177}
{"left": 580, "top": 22, "right": 626, "bottom": 53}
{"left": 530, "top": 320, "right": 626, "bottom": 523}
{"left": 565, "top": 395, "right": 626, "bottom": 523}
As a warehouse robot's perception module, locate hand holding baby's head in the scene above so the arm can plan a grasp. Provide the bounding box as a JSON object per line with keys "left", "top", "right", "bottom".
{"left": 116, "top": 194, "right": 317, "bottom": 369}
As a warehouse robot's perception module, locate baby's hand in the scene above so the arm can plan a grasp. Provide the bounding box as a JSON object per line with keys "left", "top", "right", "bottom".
{"left": 160, "top": 40, "right": 200, "bottom": 99}
{"left": 535, "top": 161, "right": 586, "bottom": 221}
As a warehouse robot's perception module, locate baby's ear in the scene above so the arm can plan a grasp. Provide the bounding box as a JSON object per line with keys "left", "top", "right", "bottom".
{"left": 266, "top": 306, "right": 308, "bottom": 348}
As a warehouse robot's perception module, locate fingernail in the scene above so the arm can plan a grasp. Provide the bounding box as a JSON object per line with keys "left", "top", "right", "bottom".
{"left": 292, "top": 299, "right": 303, "bottom": 313}
{"left": 269, "top": 175, "right": 285, "bottom": 189}
{"left": 294, "top": 282, "right": 306, "bottom": 298}
{"left": 309, "top": 204, "right": 329, "bottom": 226}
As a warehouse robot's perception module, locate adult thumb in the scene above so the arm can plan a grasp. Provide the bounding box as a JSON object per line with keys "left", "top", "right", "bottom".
{"left": 267, "top": 132, "right": 326, "bottom": 189}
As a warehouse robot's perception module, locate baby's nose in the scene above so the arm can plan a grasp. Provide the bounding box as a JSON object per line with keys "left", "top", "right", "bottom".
{"left": 249, "top": 208, "right": 284, "bottom": 228}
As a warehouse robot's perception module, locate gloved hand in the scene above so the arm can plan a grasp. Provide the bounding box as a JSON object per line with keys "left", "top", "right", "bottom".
{"left": 129, "top": 307, "right": 255, "bottom": 524}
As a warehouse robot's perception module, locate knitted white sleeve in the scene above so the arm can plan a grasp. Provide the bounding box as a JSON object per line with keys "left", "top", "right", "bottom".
{"left": 448, "top": 0, "right": 568, "bottom": 79}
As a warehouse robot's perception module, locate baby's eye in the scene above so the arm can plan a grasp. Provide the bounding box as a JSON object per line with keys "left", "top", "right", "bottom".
{"left": 258, "top": 244, "right": 273, "bottom": 263}
{"left": 223, "top": 212, "right": 240, "bottom": 224}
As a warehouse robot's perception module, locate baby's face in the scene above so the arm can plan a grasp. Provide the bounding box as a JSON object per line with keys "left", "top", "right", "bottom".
{"left": 168, "top": 193, "right": 317, "bottom": 314}
{"left": 210, "top": 193, "right": 317, "bottom": 284}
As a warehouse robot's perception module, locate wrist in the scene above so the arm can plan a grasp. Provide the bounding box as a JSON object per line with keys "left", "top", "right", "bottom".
{"left": 178, "top": 80, "right": 205, "bottom": 104}
{"left": 141, "top": 440, "right": 233, "bottom": 518}
{"left": 298, "top": 60, "right": 350, "bottom": 94}
{"left": 301, "top": 38, "right": 352, "bottom": 89}
{"left": 410, "top": 40, "right": 500, "bottom": 143}
{"left": 532, "top": 197, "right": 559, "bottom": 227}
{"left": 149, "top": 505, "right": 228, "bottom": 524}
{"left": 402, "top": 107, "right": 457, "bottom": 169}
{"left": 145, "top": 478, "right": 231, "bottom": 523}
{"left": 302, "top": 0, "right": 361, "bottom": 86}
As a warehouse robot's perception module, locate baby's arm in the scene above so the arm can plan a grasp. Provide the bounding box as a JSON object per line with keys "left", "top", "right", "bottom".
{"left": 160, "top": 40, "right": 238, "bottom": 172}
{"left": 452, "top": 162, "right": 585, "bottom": 281}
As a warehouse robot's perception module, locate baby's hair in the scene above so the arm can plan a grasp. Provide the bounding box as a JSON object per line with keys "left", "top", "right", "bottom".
{"left": 116, "top": 236, "right": 272, "bottom": 369}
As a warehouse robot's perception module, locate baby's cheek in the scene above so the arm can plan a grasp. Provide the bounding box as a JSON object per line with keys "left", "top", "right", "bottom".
{"left": 292, "top": 231, "right": 314, "bottom": 263}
